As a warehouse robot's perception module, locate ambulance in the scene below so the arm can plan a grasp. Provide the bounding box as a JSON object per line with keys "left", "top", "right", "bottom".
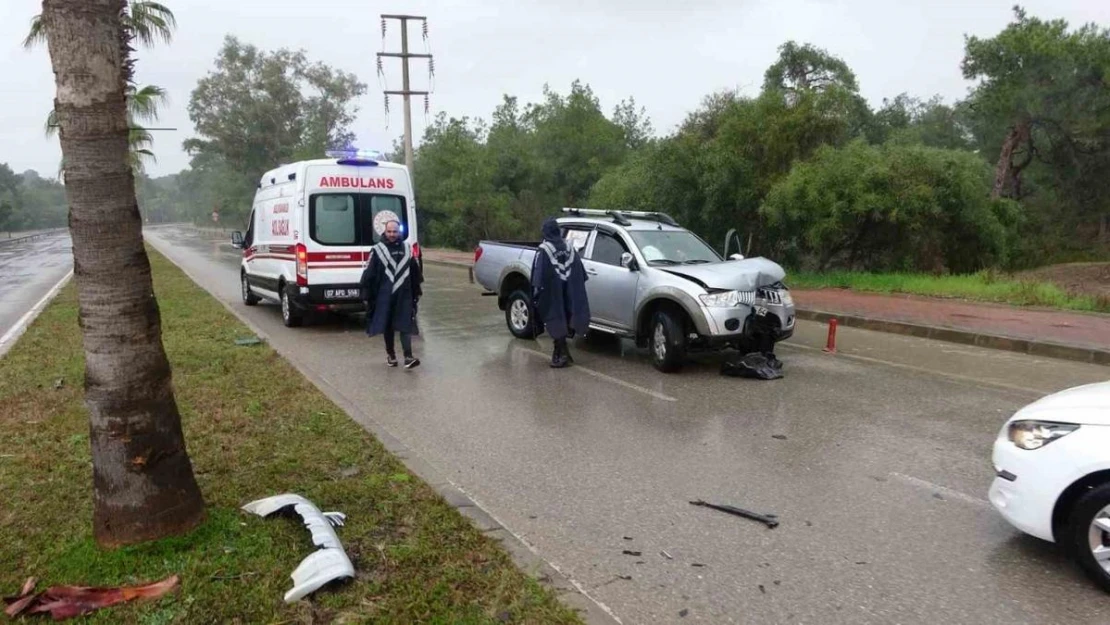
{"left": 230, "top": 148, "right": 420, "bottom": 327}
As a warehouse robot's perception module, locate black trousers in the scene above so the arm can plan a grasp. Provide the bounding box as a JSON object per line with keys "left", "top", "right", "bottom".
{"left": 383, "top": 319, "right": 413, "bottom": 358}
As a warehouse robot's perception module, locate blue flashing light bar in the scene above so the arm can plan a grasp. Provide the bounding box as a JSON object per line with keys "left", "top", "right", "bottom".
{"left": 325, "top": 147, "right": 386, "bottom": 165}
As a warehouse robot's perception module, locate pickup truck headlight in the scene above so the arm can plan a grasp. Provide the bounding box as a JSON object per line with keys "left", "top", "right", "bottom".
{"left": 699, "top": 290, "right": 756, "bottom": 307}
{"left": 1007, "top": 420, "right": 1079, "bottom": 450}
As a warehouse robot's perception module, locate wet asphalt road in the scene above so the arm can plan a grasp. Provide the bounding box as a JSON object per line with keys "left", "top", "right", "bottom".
{"left": 142, "top": 225, "right": 1110, "bottom": 625}
{"left": 0, "top": 232, "right": 72, "bottom": 352}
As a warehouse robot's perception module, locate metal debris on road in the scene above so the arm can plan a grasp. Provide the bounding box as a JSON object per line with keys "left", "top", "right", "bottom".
{"left": 241, "top": 493, "right": 354, "bottom": 602}
{"left": 661, "top": 550, "right": 673, "bottom": 560}
{"left": 689, "top": 499, "right": 780, "bottom": 529}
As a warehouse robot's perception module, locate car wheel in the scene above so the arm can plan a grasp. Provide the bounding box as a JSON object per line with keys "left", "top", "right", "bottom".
{"left": 1068, "top": 482, "right": 1110, "bottom": 593}
{"left": 505, "top": 290, "right": 535, "bottom": 339}
{"left": 281, "top": 285, "right": 303, "bottom": 328}
{"left": 650, "top": 309, "right": 687, "bottom": 373}
{"left": 241, "top": 272, "right": 260, "bottom": 306}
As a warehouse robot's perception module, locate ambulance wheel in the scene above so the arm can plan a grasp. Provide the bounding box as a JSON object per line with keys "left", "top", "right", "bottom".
{"left": 650, "top": 308, "right": 687, "bottom": 373}
{"left": 241, "top": 272, "right": 260, "bottom": 306}
{"left": 505, "top": 290, "right": 536, "bottom": 339}
{"left": 280, "top": 285, "right": 303, "bottom": 328}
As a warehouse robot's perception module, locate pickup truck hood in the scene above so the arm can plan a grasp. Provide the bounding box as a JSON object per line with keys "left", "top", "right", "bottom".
{"left": 1011, "top": 381, "right": 1110, "bottom": 426}
{"left": 661, "top": 257, "right": 786, "bottom": 292}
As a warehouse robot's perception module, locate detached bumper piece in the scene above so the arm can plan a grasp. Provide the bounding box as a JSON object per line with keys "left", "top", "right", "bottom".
{"left": 241, "top": 493, "right": 354, "bottom": 603}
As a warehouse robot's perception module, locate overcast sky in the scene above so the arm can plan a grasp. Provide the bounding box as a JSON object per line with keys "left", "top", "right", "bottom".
{"left": 3, "top": 0, "right": 1108, "bottom": 178}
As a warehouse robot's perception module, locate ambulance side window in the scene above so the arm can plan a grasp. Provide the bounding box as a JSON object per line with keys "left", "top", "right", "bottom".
{"left": 310, "top": 194, "right": 357, "bottom": 245}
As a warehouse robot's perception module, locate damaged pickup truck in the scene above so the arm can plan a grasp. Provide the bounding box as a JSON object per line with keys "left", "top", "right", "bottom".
{"left": 473, "top": 208, "right": 796, "bottom": 372}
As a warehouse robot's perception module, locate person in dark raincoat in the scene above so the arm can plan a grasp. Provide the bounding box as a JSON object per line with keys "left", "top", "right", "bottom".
{"left": 360, "top": 220, "right": 423, "bottom": 368}
{"left": 531, "top": 217, "right": 590, "bottom": 368}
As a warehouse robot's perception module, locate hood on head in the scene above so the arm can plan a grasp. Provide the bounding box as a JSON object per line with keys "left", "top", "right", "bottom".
{"left": 542, "top": 218, "right": 566, "bottom": 250}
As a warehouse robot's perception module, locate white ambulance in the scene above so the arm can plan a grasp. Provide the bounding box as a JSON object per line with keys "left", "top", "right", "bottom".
{"left": 230, "top": 148, "right": 420, "bottom": 327}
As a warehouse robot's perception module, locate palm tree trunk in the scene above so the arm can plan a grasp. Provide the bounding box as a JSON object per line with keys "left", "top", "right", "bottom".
{"left": 42, "top": 0, "right": 205, "bottom": 547}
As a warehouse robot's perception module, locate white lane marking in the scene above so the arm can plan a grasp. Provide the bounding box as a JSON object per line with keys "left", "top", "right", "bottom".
{"left": 780, "top": 342, "right": 1047, "bottom": 399}
{"left": 0, "top": 268, "right": 74, "bottom": 359}
{"left": 889, "top": 472, "right": 991, "bottom": 509}
{"left": 518, "top": 346, "right": 677, "bottom": 402}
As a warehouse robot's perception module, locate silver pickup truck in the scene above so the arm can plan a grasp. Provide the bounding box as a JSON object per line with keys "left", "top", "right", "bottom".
{"left": 473, "top": 208, "right": 796, "bottom": 372}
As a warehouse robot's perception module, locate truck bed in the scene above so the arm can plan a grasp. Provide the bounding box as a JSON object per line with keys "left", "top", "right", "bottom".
{"left": 473, "top": 240, "right": 542, "bottom": 295}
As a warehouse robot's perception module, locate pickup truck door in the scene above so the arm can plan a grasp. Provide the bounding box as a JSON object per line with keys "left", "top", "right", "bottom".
{"left": 582, "top": 229, "right": 639, "bottom": 331}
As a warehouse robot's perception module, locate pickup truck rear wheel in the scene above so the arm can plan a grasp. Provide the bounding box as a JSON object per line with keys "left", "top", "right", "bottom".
{"left": 505, "top": 290, "right": 536, "bottom": 339}
{"left": 651, "top": 309, "right": 687, "bottom": 373}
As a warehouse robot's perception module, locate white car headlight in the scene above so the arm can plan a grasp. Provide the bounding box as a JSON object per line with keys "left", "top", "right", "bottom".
{"left": 1007, "top": 420, "right": 1079, "bottom": 450}
{"left": 700, "top": 291, "right": 740, "bottom": 307}
{"left": 699, "top": 290, "right": 757, "bottom": 307}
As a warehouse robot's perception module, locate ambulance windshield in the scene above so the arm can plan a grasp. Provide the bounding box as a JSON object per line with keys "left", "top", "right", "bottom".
{"left": 309, "top": 193, "right": 408, "bottom": 246}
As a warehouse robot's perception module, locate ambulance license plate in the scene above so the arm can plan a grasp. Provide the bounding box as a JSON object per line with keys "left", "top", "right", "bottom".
{"left": 325, "top": 288, "right": 360, "bottom": 299}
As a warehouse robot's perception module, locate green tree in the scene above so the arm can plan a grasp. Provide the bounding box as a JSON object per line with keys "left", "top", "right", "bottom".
{"left": 413, "top": 114, "right": 515, "bottom": 248}
{"left": 962, "top": 6, "right": 1110, "bottom": 201}
{"left": 761, "top": 139, "right": 1020, "bottom": 272}
{"left": 183, "top": 35, "right": 366, "bottom": 223}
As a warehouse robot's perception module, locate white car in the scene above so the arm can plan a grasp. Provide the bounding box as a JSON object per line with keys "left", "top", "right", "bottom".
{"left": 989, "top": 380, "right": 1110, "bottom": 592}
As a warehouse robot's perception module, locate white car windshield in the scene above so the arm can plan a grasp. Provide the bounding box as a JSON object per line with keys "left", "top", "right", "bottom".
{"left": 629, "top": 230, "right": 721, "bottom": 265}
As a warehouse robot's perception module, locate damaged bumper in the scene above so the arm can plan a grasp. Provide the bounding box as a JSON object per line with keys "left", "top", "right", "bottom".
{"left": 242, "top": 493, "right": 355, "bottom": 603}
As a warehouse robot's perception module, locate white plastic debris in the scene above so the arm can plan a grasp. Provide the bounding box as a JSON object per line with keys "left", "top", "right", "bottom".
{"left": 241, "top": 493, "right": 355, "bottom": 602}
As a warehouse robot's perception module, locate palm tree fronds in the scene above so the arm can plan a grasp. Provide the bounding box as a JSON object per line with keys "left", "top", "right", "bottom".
{"left": 23, "top": 15, "right": 46, "bottom": 50}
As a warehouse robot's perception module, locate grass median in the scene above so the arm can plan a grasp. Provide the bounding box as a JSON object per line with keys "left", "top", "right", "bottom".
{"left": 0, "top": 248, "right": 581, "bottom": 624}
{"left": 788, "top": 270, "right": 1110, "bottom": 313}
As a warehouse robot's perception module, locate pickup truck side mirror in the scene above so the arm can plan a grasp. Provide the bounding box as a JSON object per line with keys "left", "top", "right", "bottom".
{"left": 728, "top": 253, "right": 745, "bottom": 261}
{"left": 231, "top": 231, "right": 244, "bottom": 248}
{"left": 620, "top": 252, "right": 637, "bottom": 270}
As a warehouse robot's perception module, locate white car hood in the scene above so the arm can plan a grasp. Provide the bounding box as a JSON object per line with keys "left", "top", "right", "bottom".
{"left": 1012, "top": 381, "right": 1110, "bottom": 426}
{"left": 662, "top": 257, "right": 786, "bottom": 292}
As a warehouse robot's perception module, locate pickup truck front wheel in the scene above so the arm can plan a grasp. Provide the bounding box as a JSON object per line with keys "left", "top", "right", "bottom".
{"left": 651, "top": 309, "right": 687, "bottom": 373}
{"left": 505, "top": 290, "right": 536, "bottom": 339}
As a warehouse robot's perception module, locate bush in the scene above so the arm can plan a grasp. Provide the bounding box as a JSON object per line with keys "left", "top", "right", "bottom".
{"left": 760, "top": 139, "right": 1021, "bottom": 273}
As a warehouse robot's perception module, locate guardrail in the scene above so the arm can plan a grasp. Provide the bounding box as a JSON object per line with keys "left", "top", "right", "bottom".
{"left": 0, "top": 228, "right": 66, "bottom": 246}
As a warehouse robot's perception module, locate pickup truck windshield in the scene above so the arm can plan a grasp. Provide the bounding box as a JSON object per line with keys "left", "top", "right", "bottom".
{"left": 628, "top": 230, "right": 721, "bottom": 265}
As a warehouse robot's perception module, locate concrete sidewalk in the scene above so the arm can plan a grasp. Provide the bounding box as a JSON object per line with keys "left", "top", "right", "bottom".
{"left": 422, "top": 247, "right": 1110, "bottom": 367}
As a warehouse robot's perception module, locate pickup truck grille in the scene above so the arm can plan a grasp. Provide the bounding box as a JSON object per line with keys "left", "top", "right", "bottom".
{"left": 757, "top": 287, "right": 791, "bottom": 306}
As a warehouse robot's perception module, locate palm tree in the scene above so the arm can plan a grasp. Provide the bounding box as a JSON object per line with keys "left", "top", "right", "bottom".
{"left": 31, "top": 2, "right": 176, "bottom": 176}
{"left": 40, "top": 0, "right": 205, "bottom": 547}
{"left": 47, "top": 85, "right": 168, "bottom": 175}
{"left": 25, "top": 1, "right": 177, "bottom": 49}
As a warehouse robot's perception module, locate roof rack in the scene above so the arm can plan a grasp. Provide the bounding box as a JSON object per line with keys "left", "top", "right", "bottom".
{"left": 561, "top": 207, "right": 679, "bottom": 227}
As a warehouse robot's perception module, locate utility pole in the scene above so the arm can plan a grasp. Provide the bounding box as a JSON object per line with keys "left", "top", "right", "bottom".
{"left": 377, "top": 14, "right": 432, "bottom": 177}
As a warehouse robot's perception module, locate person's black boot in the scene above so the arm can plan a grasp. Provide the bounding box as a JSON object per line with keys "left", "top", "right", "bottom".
{"left": 551, "top": 339, "right": 569, "bottom": 368}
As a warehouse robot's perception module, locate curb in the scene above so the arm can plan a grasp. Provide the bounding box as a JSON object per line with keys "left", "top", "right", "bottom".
{"left": 794, "top": 309, "right": 1110, "bottom": 367}
{"left": 144, "top": 234, "right": 622, "bottom": 625}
